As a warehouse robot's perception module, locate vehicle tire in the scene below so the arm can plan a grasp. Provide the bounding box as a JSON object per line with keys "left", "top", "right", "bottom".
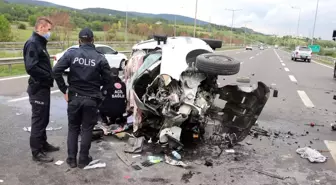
{"left": 307, "top": 59, "right": 311, "bottom": 63}
{"left": 304, "top": 59, "right": 306, "bottom": 62}
{"left": 294, "top": 58, "right": 297, "bottom": 61}
{"left": 196, "top": 53, "right": 240, "bottom": 75}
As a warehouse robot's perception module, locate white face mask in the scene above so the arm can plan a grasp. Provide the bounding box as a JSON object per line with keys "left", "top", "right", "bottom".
{"left": 43, "top": 32, "right": 51, "bottom": 40}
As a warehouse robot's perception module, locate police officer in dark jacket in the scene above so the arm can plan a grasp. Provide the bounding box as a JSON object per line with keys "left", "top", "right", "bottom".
{"left": 99, "top": 67, "right": 127, "bottom": 126}
{"left": 52, "top": 28, "right": 111, "bottom": 168}
{"left": 23, "top": 17, "right": 60, "bottom": 163}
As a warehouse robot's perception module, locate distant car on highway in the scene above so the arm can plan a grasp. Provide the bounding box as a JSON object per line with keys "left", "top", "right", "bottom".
{"left": 275, "top": 45, "right": 279, "bottom": 49}
{"left": 291, "top": 46, "right": 312, "bottom": 63}
{"left": 259, "top": 46, "right": 264, "bottom": 50}
{"left": 53, "top": 44, "right": 128, "bottom": 72}
{"left": 245, "top": 45, "right": 253, "bottom": 50}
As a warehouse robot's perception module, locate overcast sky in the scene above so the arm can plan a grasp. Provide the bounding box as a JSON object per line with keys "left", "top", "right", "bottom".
{"left": 43, "top": 0, "right": 335, "bottom": 40}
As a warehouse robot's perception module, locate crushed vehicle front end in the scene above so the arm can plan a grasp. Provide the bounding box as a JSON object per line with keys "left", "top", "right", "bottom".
{"left": 126, "top": 36, "right": 271, "bottom": 150}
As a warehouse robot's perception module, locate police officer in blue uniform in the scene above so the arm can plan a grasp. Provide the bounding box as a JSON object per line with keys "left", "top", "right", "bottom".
{"left": 23, "top": 17, "right": 60, "bottom": 163}
{"left": 53, "top": 28, "right": 111, "bottom": 168}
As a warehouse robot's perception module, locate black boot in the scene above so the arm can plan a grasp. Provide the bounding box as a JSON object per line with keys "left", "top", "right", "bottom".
{"left": 32, "top": 152, "right": 54, "bottom": 163}
{"left": 66, "top": 158, "right": 77, "bottom": 168}
{"left": 43, "top": 143, "right": 60, "bottom": 153}
{"left": 78, "top": 156, "right": 93, "bottom": 169}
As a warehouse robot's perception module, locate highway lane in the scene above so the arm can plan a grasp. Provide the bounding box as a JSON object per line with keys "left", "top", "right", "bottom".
{"left": 275, "top": 49, "right": 336, "bottom": 110}
{"left": 1, "top": 48, "right": 336, "bottom": 184}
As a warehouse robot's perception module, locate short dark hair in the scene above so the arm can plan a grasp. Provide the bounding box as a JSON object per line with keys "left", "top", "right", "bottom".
{"left": 35, "top": 17, "right": 53, "bottom": 29}
{"left": 79, "top": 37, "right": 94, "bottom": 44}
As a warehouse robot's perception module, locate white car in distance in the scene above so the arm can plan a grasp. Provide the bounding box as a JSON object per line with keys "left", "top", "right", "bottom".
{"left": 53, "top": 44, "right": 128, "bottom": 72}
{"left": 291, "top": 46, "right": 312, "bottom": 63}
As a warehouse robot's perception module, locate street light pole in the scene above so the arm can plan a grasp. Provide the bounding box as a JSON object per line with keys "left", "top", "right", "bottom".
{"left": 193, "top": 0, "right": 198, "bottom": 37}
{"left": 311, "top": 0, "right": 319, "bottom": 45}
{"left": 125, "top": 8, "right": 128, "bottom": 42}
{"left": 225, "top": 9, "right": 242, "bottom": 46}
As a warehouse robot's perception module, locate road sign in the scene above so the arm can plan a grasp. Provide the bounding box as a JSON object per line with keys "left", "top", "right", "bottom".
{"left": 308, "top": 45, "right": 320, "bottom": 52}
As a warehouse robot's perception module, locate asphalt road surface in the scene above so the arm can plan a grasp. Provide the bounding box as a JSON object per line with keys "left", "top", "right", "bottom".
{"left": 0, "top": 48, "right": 336, "bottom": 185}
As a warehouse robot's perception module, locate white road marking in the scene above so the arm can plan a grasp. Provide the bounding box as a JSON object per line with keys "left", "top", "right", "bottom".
{"left": 7, "top": 90, "right": 61, "bottom": 103}
{"left": 280, "top": 60, "right": 283, "bottom": 63}
{"left": 240, "top": 62, "right": 243, "bottom": 65}
{"left": 0, "top": 75, "right": 29, "bottom": 81}
{"left": 284, "top": 67, "right": 290, "bottom": 72}
{"left": 324, "top": 140, "right": 336, "bottom": 165}
{"left": 249, "top": 56, "right": 254, "bottom": 60}
{"left": 297, "top": 90, "right": 315, "bottom": 108}
{"left": 281, "top": 63, "right": 286, "bottom": 66}
{"left": 288, "top": 75, "right": 297, "bottom": 82}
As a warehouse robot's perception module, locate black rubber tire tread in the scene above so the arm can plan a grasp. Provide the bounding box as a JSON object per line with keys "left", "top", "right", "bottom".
{"left": 196, "top": 53, "right": 240, "bottom": 76}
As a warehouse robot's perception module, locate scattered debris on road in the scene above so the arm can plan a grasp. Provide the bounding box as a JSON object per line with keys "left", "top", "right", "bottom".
{"left": 181, "top": 171, "right": 195, "bottom": 183}
{"left": 305, "top": 123, "right": 324, "bottom": 127}
{"left": 23, "top": 126, "right": 62, "bottom": 132}
{"left": 296, "top": 147, "right": 327, "bottom": 163}
{"left": 204, "top": 159, "right": 213, "bottom": 167}
{"left": 15, "top": 112, "right": 22, "bottom": 116}
{"left": 165, "top": 155, "right": 189, "bottom": 168}
{"left": 124, "top": 136, "right": 145, "bottom": 154}
{"left": 252, "top": 169, "right": 290, "bottom": 180}
{"left": 331, "top": 123, "right": 336, "bottom": 131}
{"left": 55, "top": 160, "right": 64, "bottom": 166}
{"left": 83, "top": 159, "right": 106, "bottom": 170}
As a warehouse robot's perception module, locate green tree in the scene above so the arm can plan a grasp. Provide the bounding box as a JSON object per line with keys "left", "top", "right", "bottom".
{"left": 0, "top": 15, "right": 13, "bottom": 41}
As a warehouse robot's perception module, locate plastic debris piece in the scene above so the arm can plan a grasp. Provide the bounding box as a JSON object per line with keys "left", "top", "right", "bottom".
{"left": 296, "top": 147, "right": 327, "bottom": 163}
{"left": 225, "top": 149, "right": 235, "bottom": 153}
{"left": 46, "top": 127, "right": 62, "bottom": 131}
{"left": 147, "top": 156, "right": 163, "bottom": 164}
{"left": 132, "top": 155, "right": 141, "bottom": 158}
{"left": 55, "top": 160, "right": 64, "bottom": 166}
{"left": 165, "top": 155, "right": 188, "bottom": 168}
{"left": 16, "top": 112, "right": 22, "bottom": 116}
{"left": 132, "top": 165, "right": 142, "bottom": 170}
{"left": 83, "top": 159, "right": 106, "bottom": 170}
{"left": 23, "top": 126, "right": 62, "bottom": 132}
{"left": 172, "top": 151, "right": 181, "bottom": 160}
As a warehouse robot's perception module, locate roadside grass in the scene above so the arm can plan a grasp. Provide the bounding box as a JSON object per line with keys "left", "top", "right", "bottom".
{"left": 314, "top": 58, "right": 335, "bottom": 67}
{"left": 0, "top": 64, "right": 26, "bottom": 77}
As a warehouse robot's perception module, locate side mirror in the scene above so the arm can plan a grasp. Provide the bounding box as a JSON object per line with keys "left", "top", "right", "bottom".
{"left": 114, "top": 51, "right": 119, "bottom": 54}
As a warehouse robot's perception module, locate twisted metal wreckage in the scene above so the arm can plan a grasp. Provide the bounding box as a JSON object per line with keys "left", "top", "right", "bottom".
{"left": 99, "top": 35, "right": 272, "bottom": 152}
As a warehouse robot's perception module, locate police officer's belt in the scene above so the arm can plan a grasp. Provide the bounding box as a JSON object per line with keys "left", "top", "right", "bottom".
{"left": 74, "top": 93, "right": 98, "bottom": 100}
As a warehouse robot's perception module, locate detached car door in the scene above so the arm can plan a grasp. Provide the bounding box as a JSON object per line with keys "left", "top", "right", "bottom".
{"left": 96, "top": 46, "right": 121, "bottom": 68}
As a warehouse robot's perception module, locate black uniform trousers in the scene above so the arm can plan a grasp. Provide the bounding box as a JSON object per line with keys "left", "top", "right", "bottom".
{"left": 67, "top": 95, "right": 98, "bottom": 160}
{"left": 28, "top": 86, "right": 51, "bottom": 156}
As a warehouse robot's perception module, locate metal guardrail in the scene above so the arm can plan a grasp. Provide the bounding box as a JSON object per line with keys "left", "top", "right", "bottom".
{"left": 0, "top": 51, "right": 132, "bottom": 73}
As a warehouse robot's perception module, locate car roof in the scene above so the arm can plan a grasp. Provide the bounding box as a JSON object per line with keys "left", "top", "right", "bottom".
{"left": 132, "top": 36, "right": 211, "bottom": 50}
